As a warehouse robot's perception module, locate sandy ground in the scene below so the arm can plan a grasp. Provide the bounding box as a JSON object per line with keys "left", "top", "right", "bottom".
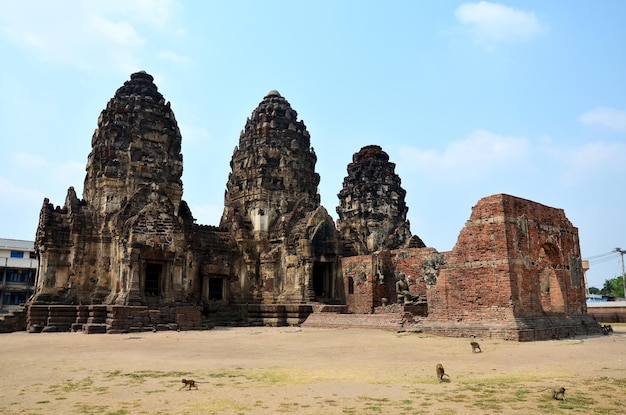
{"left": 1, "top": 325, "right": 624, "bottom": 415}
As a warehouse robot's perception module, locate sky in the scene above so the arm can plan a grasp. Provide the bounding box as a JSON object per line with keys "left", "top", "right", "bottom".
{"left": 1, "top": 1, "right": 625, "bottom": 289}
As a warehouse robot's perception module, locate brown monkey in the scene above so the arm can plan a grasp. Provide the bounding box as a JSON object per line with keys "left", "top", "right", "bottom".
{"left": 436, "top": 363, "right": 449, "bottom": 382}
{"left": 552, "top": 387, "right": 566, "bottom": 401}
{"left": 179, "top": 378, "right": 199, "bottom": 390}
{"left": 539, "top": 387, "right": 566, "bottom": 400}
{"left": 470, "top": 341, "right": 482, "bottom": 353}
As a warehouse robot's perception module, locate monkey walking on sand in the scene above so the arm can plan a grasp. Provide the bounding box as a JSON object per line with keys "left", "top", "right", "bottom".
{"left": 179, "top": 378, "right": 199, "bottom": 390}
{"left": 436, "top": 363, "right": 450, "bottom": 382}
{"left": 470, "top": 341, "right": 482, "bottom": 353}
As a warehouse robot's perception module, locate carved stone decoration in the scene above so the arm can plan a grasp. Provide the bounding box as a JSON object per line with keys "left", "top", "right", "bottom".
{"left": 423, "top": 254, "right": 445, "bottom": 286}
{"left": 336, "top": 145, "right": 425, "bottom": 256}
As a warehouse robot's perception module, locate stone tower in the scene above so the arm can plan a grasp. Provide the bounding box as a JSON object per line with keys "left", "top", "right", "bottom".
{"left": 336, "top": 145, "right": 424, "bottom": 256}
{"left": 83, "top": 71, "right": 184, "bottom": 216}
{"left": 221, "top": 90, "right": 320, "bottom": 234}
{"left": 33, "top": 71, "right": 198, "bottom": 307}
{"left": 220, "top": 91, "right": 340, "bottom": 303}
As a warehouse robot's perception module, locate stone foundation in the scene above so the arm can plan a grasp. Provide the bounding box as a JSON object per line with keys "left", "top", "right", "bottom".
{"left": 26, "top": 304, "right": 210, "bottom": 334}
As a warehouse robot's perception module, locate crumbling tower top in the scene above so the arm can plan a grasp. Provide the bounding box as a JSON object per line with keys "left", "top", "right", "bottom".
{"left": 337, "top": 145, "right": 424, "bottom": 255}
{"left": 82, "top": 71, "right": 184, "bottom": 215}
{"left": 220, "top": 91, "right": 320, "bottom": 234}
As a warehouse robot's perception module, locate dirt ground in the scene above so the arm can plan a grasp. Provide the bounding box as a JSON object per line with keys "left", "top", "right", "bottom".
{"left": 1, "top": 325, "right": 624, "bottom": 415}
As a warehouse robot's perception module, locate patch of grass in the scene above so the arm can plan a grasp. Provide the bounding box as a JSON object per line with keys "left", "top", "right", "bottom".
{"left": 187, "top": 398, "right": 250, "bottom": 413}
{"left": 72, "top": 403, "right": 110, "bottom": 414}
{"left": 46, "top": 377, "right": 94, "bottom": 394}
{"left": 144, "top": 389, "right": 166, "bottom": 394}
{"left": 229, "top": 366, "right": 397, "bottom": 387}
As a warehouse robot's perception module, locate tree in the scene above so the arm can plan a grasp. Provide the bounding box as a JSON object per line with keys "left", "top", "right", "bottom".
{"left": 588, "top": 286, "right": 600, "bottom": 295}
{"left": 600, "top": 275, "right": 625, "bottom": 298}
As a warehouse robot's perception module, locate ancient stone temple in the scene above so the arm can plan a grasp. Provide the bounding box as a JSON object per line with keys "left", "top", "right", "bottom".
{"left": 19, "top": 71, "right": 599, "bottom": 340}
{"left": 220, "top": 90, "right": 341, "bottom": 304}
{"left": 337, "top": 145, "right": 425, "bottom": 256}
{"left": 33, "top": 72, "right": 196, "bottom": 307}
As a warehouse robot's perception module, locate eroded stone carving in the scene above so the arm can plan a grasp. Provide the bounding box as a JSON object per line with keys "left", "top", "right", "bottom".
{"left": 423, "top": 254, "right": 445, "bottom": 286}
{"left": 336, "top": 145, "right": 425, "bottom": 256}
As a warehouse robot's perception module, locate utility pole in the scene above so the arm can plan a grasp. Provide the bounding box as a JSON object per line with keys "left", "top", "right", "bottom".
{"left": 614, "top": 247, "right": 626, "bottom": 299}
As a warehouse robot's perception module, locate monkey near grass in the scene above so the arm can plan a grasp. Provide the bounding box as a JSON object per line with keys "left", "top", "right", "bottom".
{"left": 539, "top": 386, "right": 565, "bottom": 400}
{"left": 470, "top": 341, "right": 482, "bottom": 353}
{"left": 436, "top": 363, "right": 449, "bottom": 382}
{"left": 552, "top": 387, "right": 566, "bottom": 401}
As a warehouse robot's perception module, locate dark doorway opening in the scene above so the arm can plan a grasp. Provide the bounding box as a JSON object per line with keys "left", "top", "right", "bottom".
{"left": 313, "top": 262, "right": 332, "bottom": 298}
{"left": 208, "top": 277, "right": 223, "bottom": 300}
{"left": 145, "top": 263, "right": 162, "bottom": 296}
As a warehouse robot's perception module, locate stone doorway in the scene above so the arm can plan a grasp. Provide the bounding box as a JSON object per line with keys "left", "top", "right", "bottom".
{"left": 206, "top": 276, "right": 224, "bottom": 301}
{"left": 145, "top": 263, "right": 162, "bottom": 297}
{"left": 312, "top": 262, "right": 332, "bottom": 300}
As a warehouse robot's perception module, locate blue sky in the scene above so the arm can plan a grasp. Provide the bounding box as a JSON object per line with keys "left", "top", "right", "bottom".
{"left": 1, "top": 1, "right": 624, "bottom": 289}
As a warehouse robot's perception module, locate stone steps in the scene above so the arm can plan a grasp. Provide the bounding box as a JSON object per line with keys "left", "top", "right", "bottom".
{"left": 0, "top": 305, "right": 28, "bottom": 333}
{"left": 302, "top": 312, "right": 405, "bottom": 331}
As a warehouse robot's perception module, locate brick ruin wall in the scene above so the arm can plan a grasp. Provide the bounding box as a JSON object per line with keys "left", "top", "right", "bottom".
{"left": 341, "top": 247, "right": 439, "bottom": 314}
{"left": 336, "top": 194, "right": 602, "bottom": 340}
{"left": 424, "top": 194, "right": 600, "bottom": 340}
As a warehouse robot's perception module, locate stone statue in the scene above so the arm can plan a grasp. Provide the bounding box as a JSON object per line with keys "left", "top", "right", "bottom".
{"left": 395, "top": 272, "right": 413, "bottom": 304}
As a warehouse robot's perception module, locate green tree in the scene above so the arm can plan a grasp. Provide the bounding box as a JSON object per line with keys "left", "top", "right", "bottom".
{"left": 600, "top": 275, "right": 625, "bottom": 297}
{"left": 588, "top": 286, "right": 600, "bottom": 295}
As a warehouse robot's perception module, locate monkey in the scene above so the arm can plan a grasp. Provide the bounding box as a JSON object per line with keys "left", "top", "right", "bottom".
{"left": 470, "top": 341, "right": 482, "bottom": 353}
{"left": 539, "top": 387, "right": 566, "bottom": 401}
{"left": 436, "top": 363, "right": 450, "bottom": 382}
{"left": 179, "top": 378, "right": 199, "bottom": 390}
{"left": 552, "top": 387, "right": 566, "bottom": 401}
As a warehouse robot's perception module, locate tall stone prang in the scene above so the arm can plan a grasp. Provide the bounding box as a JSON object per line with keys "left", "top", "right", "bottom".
{"left": 83, "top": 71, "right": 184, "bottom": 215}
{"left": 221, "top": 90, "right": 341, "bottom": 303}
{"left": 33, "top": 72, "right": 200, "bottom": 307}
{"left": 336, "top": 145, "right": 425, "bottom": 256}
{"left": 221, "top": 90, "right": 320, "bottom": 235}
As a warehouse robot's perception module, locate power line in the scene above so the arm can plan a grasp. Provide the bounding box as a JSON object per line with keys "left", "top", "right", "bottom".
{"left": 586, "top": 251, "right": 619, "bottom": 261}
{"left": 589, "top": 256, "right": 621, "bottom": 266}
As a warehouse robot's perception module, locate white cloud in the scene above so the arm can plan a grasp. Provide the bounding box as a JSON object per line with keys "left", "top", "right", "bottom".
{"left": 0, "top": 0, "right": 180, "bottom": 74}
{"left": 0, "top": 177, "right": 45, "bottom": 205}
{"left": 398, "top": 129, "right": 530, "bottom": 183}
{"left": 455, "top": 2, "right": 544, "bottom": 43}
{"left": 551, "top": 141, "right": 626, "bottom": 186}
{"left": 579, "top": 107, "right": 626, "bottom": 132}
{"left": 158, "top": 50, "right": 193, "bottom": 64}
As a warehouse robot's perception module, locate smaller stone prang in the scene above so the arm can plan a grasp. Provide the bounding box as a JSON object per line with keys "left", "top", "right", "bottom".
{"left": 336, "top": 145, "right": 425, "bottom": 256}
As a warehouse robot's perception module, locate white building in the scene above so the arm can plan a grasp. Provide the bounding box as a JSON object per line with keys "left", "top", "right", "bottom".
{"left": 0, "top": 238, "right": 36, "bottom": 313}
